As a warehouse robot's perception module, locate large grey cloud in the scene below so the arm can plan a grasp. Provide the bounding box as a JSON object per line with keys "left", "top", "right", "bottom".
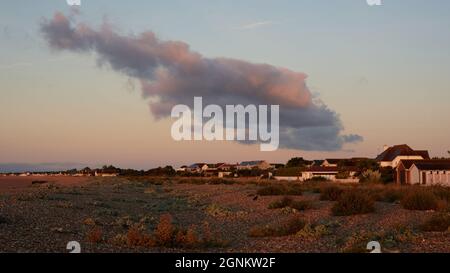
{"left": 40, "top": 12, "right": 362, "bottom": 151}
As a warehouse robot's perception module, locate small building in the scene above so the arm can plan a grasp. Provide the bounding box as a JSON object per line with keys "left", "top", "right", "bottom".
{"left": 176, "top": 166, "right": 188, "bottom": 172}
{"left": 237, "top": 160, "right": 272, "bottom": 170}
{"left": 376, "top": 144, "right": 430, "bottom": 168}
{"left": 186, "top": 163, "right": 208, "bottom": 173}
{"left": 300, "top": 166, "right": 359, "bottom": 182}
{"left": 217, "top": 163, "right": 238, "bottom": 171}
{"left": 312, "top": 160, "right": 324, "bottom": 166}
{"left": 95, "top": 170, "right": 119, "bottom": 177}
{"left": 396, "top": 160, "right": 450, "bottom": 186}
{"left": 274, "top": 166, "right": 359, "bottom": 183}
{"left": 321, "top": 159, "right": 342, "bottom": 167}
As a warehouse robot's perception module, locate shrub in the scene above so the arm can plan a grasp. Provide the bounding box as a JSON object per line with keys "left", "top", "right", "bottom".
{"left": 268, "top": 197, "right": 312, "bottom": 211}
{"left": 86, "top": 227, "right": 103, "bottom": 244}
{"left": 126, "top": 225, "right": 154, "bottom": 247}
{"left": 420, "top": 213, "right": 450, "bottom": 232}
{"left": 248, "top": 216, "right": 306, "bottom": 237}
{"left": 268, "top": 197, "right": 293, "bottom": 209}
{"left": 332, "top": 190, "right": 375, "bottom": 216}
{"left": 175, "top": 226, "right": 200, "bottom": 248}
{"left": 296, "top": 224, "right": 329, "bottom": 238}
{"left": 154, "top": 214, "right": 176, "bottom": 246}
{"left": 401, "top": 189, "right": 438, "bottom": 211}
{"left": 306, "top": 176, "right": 329, "bottom": 182}
{"left": 0, "top": 215, "right": 9, "bottom": 224}
{"left": 320, "top": 186, "right": 344, "bottom": 201}
{"left": 206, "top": 203, "right": 232, "bottom": 217}
{"left": 360, "top": 170, "right": 381, "bottom": 183}
{"left": 431, "top": 186, "right": 450, "bottom": 202}
{"left": 257, "top": 184, "right": 302, "bottom": 196}
{"left": 377, "top": 188, "right": 404, "bottom": 203}
{"left": 290, "top": 200, "right": 313, "bottom": 211}
{"left": 208, "top": 178, "right": 236, "bottom": 185}
{"left": 336, "top": 171, "right": 350, "bottom": 179}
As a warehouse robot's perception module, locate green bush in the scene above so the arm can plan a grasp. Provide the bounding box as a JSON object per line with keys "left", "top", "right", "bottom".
{"left": 332, "top": 190, "right": 375, "bottom": 216}
{"left": 290, "top": 200, "right": 313, "bottom": 211}
{"left": 257, "top": 184, "right": 302, "bottom": 196}
{"left": 268, "top": 197, "right": 293, "bottom": 209}
{"left": 377, "top": 189, "right": 404, "bottom": 203}
{"left": 401, "top": 189, "right": 438, "bottom": 211}
{"left": 420, "top": 213, "right": 450, "bottom": 232}
{"left": 320, "top": 186, "right": 344, "bottom": 201}
{"left": 248, "top": 217, "right": 306, "bottom": 237}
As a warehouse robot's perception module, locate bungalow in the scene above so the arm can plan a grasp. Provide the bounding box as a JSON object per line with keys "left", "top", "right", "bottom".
{"left": 274, "top": 166, "right": 359, "bottom": 183}
{"left": 176, "top": 165, "right": 188, "bottom": 172}
{"left": 396, "top": 159, "right": 450, "bottom": 186}
{"left": 321, "top": 159, "right": 342, "bottom": 167}
{"left": 217, "top": 163, "right": 238, "bottom": 171}
{"left": 376, "top": 144, "right": 430, "bottom": 168}
{"left": 312, "top": 160, "right": 324, "bottom": 166}
{"left": 237, "top": 160, "right": 272, "bottom": 170}
{"left": 300, "top": 166, "right": 359, "bottom": 182}
{"left": 94, "top": 170, "right": 119, "bottom": 177}
{"left": 186, "top": 163, "right": 209, "bottom": 173}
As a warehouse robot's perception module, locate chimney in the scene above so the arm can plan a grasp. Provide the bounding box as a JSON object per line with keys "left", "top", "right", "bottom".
{"left": 383, "top": 145, "right": 389, "bottom": 151}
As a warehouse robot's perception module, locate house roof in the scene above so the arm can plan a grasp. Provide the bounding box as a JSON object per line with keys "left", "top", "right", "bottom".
{"left": 240, "top": 160, "right": 266, "bottom": 166}
{"left": 324, "top": 159, "right": 343, "bottom": 164}
{"left": 302, "top": 166, "right": 359, "bottom": 173}
{"left": 399, "top": 159, "right": 450, "bottom": 170}
{"left": 413, "top": 160, "right": 450, "bottom": 171}
{"left": 312, "top": 160, "right": 324, "bottom": 166}
{"left": 397, "top": 160, "right": 424, "bottom": 169}
{"left": 376, "top": 144, "right": 430, "bottom": 161}
{"left": 188, "top": 163, "right": 207, "bottom": 168}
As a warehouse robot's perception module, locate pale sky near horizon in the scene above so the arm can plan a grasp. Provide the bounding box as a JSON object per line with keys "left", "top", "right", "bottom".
{"left": 1, "top": 0, "right": 450, "bottom": 170}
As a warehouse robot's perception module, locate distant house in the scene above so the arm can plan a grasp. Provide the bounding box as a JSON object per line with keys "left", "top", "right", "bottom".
{"left": 321, "top": 159, "right": 343, "bottom": 167}
{"left": 237, "top": 160, "right": 272, "bottom": 170}
{"left": 217, "top": 163, "right": 238, "bottom": 171}
{"left": 312, "top": 160, "right": 324, "bottom": 166}
{"left": 176, "top": 165, "right": 188, "bottom": 172}
{"left": 95, "top": 170, "right": 119, "bottom": 177}
{"left": 376, "top": 144, "right": 430, "bottom": 168}
{"left": 274, "top": 166, "right": 359, "bottom": 183}
{"left": 186, "top": 163, "right": 208, "bottom": 173}
{"left": 300, "top": 166, "right": 359, "bottom": 182}
{"left": 396, "top": 159, "right": 450, "bottom": 186}
{"left": 270, "top": 163, "right": 285, "bottom": 170}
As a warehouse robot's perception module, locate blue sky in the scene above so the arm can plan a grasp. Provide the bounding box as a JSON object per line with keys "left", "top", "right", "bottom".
{"left": 1, "top": 0, "right": 450, "bottom": 170}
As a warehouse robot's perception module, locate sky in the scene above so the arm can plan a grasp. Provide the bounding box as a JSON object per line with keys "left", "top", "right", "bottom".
{"left": 1, "top": 0, "right": 450, "bottom": 171}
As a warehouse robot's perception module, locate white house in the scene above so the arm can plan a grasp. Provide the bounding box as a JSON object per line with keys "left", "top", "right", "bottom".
{"left": 186, "top": 163, "right": 209, "bottom": 173}
{"left": 376, "top": 144, "right": 429, "bottom": 168}
{"left": 321, "top": 159, "right": 341, "bottom": 167}
{"left": 274, "top": 166, "right": 359, "bottom": 183}
{"left": 396, "top": 160, "right": 450, "bottom": 186}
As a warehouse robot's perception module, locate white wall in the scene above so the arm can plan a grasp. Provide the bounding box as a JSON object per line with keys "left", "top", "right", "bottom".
{"left": 382, "top": 156, "right": 425, "bottom": 168}
{"left": 409, "top": 165, "right": 450, "bottom": 186}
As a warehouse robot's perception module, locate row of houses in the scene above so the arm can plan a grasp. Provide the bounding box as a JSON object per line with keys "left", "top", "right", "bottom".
{"left": 177, "top": 161, "right": 274, "bottom": 177}
{"left": 273, "top": 144, "right": 450, "bottom": 186}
